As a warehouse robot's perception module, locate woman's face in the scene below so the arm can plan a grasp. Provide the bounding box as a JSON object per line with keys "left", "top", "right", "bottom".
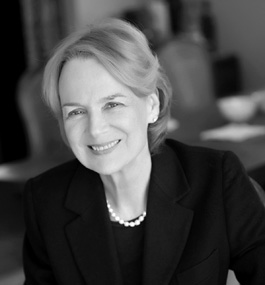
{"left": 59, "top": 57, "right": 159, "bottom": 175}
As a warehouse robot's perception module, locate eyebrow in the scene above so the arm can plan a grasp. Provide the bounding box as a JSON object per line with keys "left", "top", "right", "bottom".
{"left": 62, "top": 102, "right": 83, "bottom": 108}
{"left": 62, "top": 93, "right": 127, "bottom": 108}
{"left": 99, "top": 93, "right": 127, "bottom": 103}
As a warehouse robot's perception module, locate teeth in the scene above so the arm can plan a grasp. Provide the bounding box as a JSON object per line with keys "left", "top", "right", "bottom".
{"left": 91, "top": 140, "right": 119, "bottom": 151}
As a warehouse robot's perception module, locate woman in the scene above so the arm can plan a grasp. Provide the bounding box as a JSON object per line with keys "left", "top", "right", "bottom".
{"left": 23, "top": 18, "right": 265, "bottom": 284}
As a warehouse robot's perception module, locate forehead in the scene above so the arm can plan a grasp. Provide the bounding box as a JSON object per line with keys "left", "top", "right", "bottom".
{"left": 59, "top": 57, "right": 133, "bottom": 102}
{"left": 59, "top": 57, "right": 115, "bottom": 86}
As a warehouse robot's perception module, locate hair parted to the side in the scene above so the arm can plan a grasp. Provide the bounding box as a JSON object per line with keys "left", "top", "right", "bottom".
{"left": 42, "top": 17, "right": 172, "bottom": 154}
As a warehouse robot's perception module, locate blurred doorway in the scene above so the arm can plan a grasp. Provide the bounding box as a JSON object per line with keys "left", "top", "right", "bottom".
{"left": 1, "top": 1, "right": 27, "bottom": 163}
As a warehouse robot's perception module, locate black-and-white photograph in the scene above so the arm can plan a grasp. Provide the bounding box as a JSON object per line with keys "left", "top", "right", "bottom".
{"left": 1, "top": 1, "right": 265, "bottom": 284}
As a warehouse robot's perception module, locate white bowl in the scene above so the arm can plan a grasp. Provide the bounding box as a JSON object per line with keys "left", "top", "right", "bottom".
{"left": 251, "top": 89, "right": 265, "bottom": 112}
{"left": 217, "top": 95, "right": 257, "bottom": 123}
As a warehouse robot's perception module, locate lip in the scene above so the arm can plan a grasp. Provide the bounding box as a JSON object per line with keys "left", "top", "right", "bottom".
{"left": 88, "top": 139, "right": 121, "bottom": 155}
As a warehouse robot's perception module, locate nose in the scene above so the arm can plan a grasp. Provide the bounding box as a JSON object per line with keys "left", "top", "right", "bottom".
{"left": 87, "top": 111, "right": 108, "bottom": 138}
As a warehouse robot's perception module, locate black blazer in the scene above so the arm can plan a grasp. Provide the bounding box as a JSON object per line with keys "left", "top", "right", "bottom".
{"left": 23, "top": 139, "right": 265, "bottom": 285}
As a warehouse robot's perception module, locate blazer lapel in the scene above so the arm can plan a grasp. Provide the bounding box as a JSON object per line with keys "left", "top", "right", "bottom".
{"left": 64, "top": 164, "right": 123, "bottom": 284}
{"left": 63, "top": 144, "right": 193, "bottom": 285}
{"left": 143, "top": 145, "right": 194, "bottom": 285}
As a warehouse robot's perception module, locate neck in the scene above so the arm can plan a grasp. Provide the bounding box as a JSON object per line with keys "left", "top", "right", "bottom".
{"left": 100, "top": 153, "right": 152, "bottom": 221}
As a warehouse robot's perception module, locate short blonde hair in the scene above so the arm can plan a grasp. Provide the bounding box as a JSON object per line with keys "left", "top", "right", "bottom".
{"left": 43, "top": 18, "right": 172, "bottom": 154}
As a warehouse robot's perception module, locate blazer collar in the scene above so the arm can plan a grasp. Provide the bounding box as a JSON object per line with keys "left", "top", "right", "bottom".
{"left": 150, "top": 143, "right": 191, "bottom": 201}
{"left": 64, "top": 143, "right": 193, "bottom": 285}
{"left": 64, "top": 165, "right": 123, "bottom": 284}
{"left": 142, "top": 144, "right": 194, "bottom": 285}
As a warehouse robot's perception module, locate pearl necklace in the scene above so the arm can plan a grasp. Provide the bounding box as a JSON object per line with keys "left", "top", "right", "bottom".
{"left": 106, "top": 200, "right": 146, "bottom": 227}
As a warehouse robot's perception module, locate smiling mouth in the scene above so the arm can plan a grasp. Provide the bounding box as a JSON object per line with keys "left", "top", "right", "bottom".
{"left": 89, "top": 140, "right": 120, "bottom": 152}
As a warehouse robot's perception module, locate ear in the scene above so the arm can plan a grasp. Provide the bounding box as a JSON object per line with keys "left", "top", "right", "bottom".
{"left": 147, "top": 90, "right": 160, "bottom": 124}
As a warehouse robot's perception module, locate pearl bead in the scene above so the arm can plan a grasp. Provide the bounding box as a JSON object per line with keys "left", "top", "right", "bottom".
{"left": 106, "top": 200, "right": 146, "bottom": 227}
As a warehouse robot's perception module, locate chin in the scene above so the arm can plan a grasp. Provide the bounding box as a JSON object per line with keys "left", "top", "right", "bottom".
{"left": 82, "top": 160, "right": 123, "bottom": 176}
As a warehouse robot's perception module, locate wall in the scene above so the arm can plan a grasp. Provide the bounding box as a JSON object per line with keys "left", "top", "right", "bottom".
{"left": 211, "top": 0, "right": 265, "bottom": 91}
{"left": 71, "top": 0, "right": 265, "bottom": 92}
{"left": 72, "top": 0, "right": 143, "bottom": 29}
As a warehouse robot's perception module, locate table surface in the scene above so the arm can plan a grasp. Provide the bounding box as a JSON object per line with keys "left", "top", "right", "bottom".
{"left": 167, "top": 105, "right": 265, "bottom": 171}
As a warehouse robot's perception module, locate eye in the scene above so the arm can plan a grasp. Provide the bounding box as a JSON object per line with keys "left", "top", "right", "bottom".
{"left": 64, "top": 108, "right": 86, "bottom": 119}
{"left": 69, "top": 109, "right": 85, "bottom": 116}
{"left": 104, "top": 102, "right": 122, "bottom": 109}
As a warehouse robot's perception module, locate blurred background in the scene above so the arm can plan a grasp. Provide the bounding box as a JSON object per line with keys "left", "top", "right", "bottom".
{"left": 1, "top": 0, "right": 265, "bottom": 284}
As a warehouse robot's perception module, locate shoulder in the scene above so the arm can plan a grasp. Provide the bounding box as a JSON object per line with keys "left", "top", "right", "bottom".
{"left": 29, "top": 159, "right": 80, "bottom": 187}
{"left": 164, "top": 138, "right": 226, "bottom": 163}
{"left": 163, "top": 138, "right": 243, "bottom": 177}
{"left": 23, "top": 159, "right": 82, "bottom": 204}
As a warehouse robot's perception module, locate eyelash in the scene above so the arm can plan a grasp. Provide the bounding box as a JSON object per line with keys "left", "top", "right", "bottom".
{"left": 67, "top": 109, "right": 85, "bottom": 118}
{"left": 104, "top": 102, "right": 121, "bottom": 109}
{"left": 65, "top": 102, "right": 123, "bottom": 119}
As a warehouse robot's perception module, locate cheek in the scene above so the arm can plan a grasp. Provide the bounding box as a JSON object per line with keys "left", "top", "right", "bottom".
{"left": 63, "top": 121, "right": 84, "bottom": 145}
{"left": 125, "top": 111, "right": 149, "bottom": 141}
{"left": 135, "top": 107, "right": 150, "bottom": 131}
